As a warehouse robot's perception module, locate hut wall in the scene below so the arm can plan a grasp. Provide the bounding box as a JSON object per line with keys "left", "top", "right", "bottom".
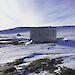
{"left": 30, "top": 27, "right": 56, "bottom": 43}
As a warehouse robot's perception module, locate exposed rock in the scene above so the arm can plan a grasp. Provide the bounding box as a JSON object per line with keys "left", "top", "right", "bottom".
{"left": 11, "top": 41, "right": 20, "bottom": 45}
{"left": 1, "top": 57, "right": 75, "bottom": 75}
{"left": 17, "top": 34, "right": 21, "bottom": 36}
{"left": 21, "top": 70, "right": 26, "bottom": 75}
{"left": 0, "top": 72, "right": 4, "bottom": 75}
{"left": 15, "top": 59, "right": 24, "bottom": 65}
{"left": 11, "top": 41, "right": 26, "bottom": 45}
{"left": 6, "top": 71, "right": 20, "bottom": 75}
{"left": 5, "top": 62, "right": 15, "bottom": 66}
{"left": 58, "top": 67, "right": 75, "bottom": 75}
{"left": 5, "top": 59, "right": 24, "bottom": 66}
{"left": 0, "top": 66, "right": 16, "bottom": 73}
{"left": 0, "top": 71, "right": 20, "bottom": 75}
{"left": 0, "top": 65, "right": 21, "bottom": 75}
{"left": 23, "top": 58, "right": 63, "bottom": 74}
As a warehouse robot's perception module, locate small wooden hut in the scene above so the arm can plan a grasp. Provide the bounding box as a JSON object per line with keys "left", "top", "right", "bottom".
{"left": 30, "top": 26, "right": 56, "bottom": 43}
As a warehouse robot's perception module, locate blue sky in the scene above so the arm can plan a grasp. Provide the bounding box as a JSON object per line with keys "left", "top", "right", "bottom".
{"left": 0, "top": 0, "right": 75, "bottom": 30}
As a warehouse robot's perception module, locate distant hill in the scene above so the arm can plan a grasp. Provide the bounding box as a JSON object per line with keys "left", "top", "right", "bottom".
{"left": 0, "top": 27, "right": 35, "bottom": 34}
{"left": 0, "top": 26, "right": 75, "bottom": 34}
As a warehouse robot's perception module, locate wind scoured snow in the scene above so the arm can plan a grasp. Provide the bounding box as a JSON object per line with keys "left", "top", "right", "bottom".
{"left": 0, "top": 26, "right": 75, "bottom": 75}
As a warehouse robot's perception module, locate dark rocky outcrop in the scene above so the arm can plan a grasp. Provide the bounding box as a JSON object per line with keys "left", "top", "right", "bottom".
{"left": 0, "top": 58, "right": 24, "bottom": 75}
{"left": 1, "top": 57, "right": 75, "bottom": 75}
{"left": 23, "top": 58, "right": 63, "bottom": 74}
{"left": 15, "top": 59, "right": 24, "bottom": 65}
{"left": 57, "top": 67, "right": 75, "bottom": 75}
{"left": 5, "top": 59, "right": 24, "bottom": 66}
{"left": 17, "top": 34, "right": 21, "bottom": 36}
{"left": 0, "top": 66, "right": 20, "bottom": 75}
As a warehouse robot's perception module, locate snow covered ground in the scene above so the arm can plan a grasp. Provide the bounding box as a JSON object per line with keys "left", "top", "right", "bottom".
{"left": 0, "top": 26, "right": 75, "bottom": 75}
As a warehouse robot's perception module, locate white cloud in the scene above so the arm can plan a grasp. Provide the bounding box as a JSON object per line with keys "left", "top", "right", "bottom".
{"left": 34, "top": 0, "right": 75, "bottom": 26}
{"left": 0, "top": 0, "right": 40, "bottom": 30}
{"left": 0, "top": 0, "right": 75, "bottom": 30}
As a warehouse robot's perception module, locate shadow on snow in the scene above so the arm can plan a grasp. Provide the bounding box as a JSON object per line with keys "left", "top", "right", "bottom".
{"left": 21, "top": 53, "right": 62, "bottom": 60}
{"left": 56, "top": 40, "right": 75, "bottom": 48}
